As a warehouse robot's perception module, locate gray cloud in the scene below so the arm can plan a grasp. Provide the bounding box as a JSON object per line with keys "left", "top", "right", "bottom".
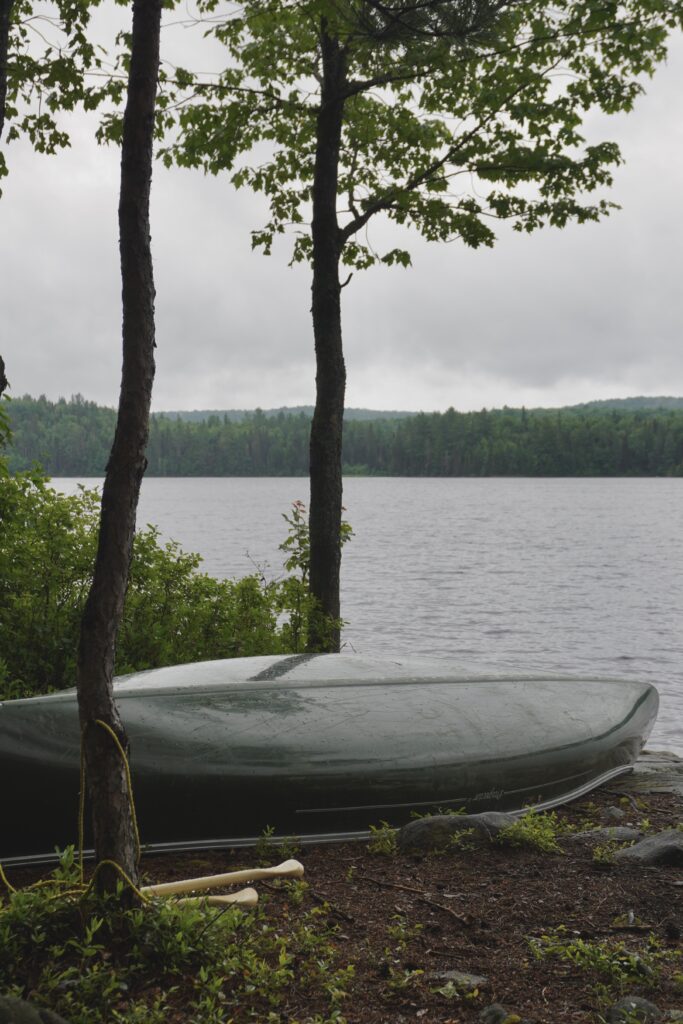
{"left": 1, "top": 26, "right": 681, "bottom": 413}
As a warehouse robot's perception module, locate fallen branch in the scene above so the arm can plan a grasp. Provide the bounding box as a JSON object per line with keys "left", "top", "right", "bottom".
{"left": 359, "top": 874, "right": 471, "bottom": 926}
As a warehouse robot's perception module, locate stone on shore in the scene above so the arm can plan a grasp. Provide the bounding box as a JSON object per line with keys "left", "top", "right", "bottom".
{"left": 0, "top": 997, "right": 70, "bottom": 1024}
{"left": 398, "top": 811, "right": 516, "bottom": 853}
{"left": 613, "top": 828, "right": 683, "bottom": 867}
{"left": 570, "top": 826, "right": 642, "bottom": 843}
{"left": 429, "top": 968, "right": 488, "bottom": 991}
{"left": 611, "top": 750, "right": 683, "bottom": 799}
{"left": 606, "top": 995, "right": 661, "bottom": 1023}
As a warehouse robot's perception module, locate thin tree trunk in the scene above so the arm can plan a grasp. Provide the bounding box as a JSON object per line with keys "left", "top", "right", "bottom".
{"left": 0, "top": 0, "right": 14, "bottom": 141}
{"left": 307, "top": 26, "right": 346, "bottom": 653}
{"left": 76, "top": 0, "right": 161, "bottom": 895}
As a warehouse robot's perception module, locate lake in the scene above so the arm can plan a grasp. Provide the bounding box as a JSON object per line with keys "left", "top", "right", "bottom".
{"left": 53, "top": 476, "right": 683, "bottom": 755}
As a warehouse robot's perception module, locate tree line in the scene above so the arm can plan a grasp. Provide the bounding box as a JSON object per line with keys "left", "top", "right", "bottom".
{"left": 7, "top": 394, "right": 683, "bottom": 477}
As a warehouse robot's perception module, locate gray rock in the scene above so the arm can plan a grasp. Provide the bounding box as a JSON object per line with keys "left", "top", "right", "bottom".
{"left": 398, "top": 811, "right": 516, "bottom": 852}
{"left": 606, "top": 995, "right": 661, "bottom": 1023}
{"left": 430, "top": 969, "right": 488, "bottom": 991}
{"left": 613, "top": 829, "right": 683, "bottom": 867}
{"left": 665, "top": 1013, "right": 683, "bottom": 1023}
{"left": 479, "top": 1006, "right": 509, "bottom": 1024}
{"left": 570, "top": 826, "right": 642, "bottom": 843}
{"left": 611, "top": 749, "right": 683, "bottom": 799}
{"left": 0, "top": 997, "right": 70, "bottom": 1024}
{"left": 478, "top": 1007, "right": 530, "bottom": 1024}
{"left": 604, "top": 805, "right": 627, "bottom": 822}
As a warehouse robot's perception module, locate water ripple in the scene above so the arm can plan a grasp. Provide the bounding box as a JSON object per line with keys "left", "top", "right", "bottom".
{"left": 53, "top": 476, "right": 683, "bottom": 755}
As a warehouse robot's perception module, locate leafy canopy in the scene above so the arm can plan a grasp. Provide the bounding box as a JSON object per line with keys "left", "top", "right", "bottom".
{"left": 0, "top": 0, "right": 110, "bottom": 191}
{"left": 152, "top": 0, "right": 683, "bottom": 269}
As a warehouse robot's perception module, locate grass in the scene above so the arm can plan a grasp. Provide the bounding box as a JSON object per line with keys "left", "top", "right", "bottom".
{"left": 495, "top": 810, "right": 568, "bottom": 854}
{"left": 0, "top": 849, "right": 353, "bottom": 1024}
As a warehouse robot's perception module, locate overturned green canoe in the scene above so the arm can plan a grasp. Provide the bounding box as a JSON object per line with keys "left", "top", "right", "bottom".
{"left": 0, "top": 654, "right": 658, "bottom": 865}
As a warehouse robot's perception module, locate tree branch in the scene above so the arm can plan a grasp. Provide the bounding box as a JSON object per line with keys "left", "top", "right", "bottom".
{"left": 340, "top": 57, "right": 562, "bottom": 243}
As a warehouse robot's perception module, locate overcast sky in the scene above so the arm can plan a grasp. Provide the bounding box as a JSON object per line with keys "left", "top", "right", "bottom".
{"left": 1, "top": 15, "right": 682, "bottom": 414}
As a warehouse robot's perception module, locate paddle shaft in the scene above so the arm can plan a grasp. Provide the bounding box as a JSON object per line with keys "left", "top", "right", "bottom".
{"left": 176, "top": 887, "right": 258, "bottom": 907}
{"left": 141, "top": 858, "right": 304, "bottom": 897}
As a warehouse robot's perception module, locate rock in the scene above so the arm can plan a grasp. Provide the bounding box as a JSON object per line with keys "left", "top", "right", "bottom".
{"left": 604, "top": 805, "right": 627, "bottom": 822}
{"left": 665, "top": 1013, "right": 683, "bottom": 1023}
{"left": 611, "top": 750, "right": 683, "bottom": 799}
{"left": 398, "top": 812, "right": 517, "bottom": 852}
{"left": 478, "top": 1005, "right": 525, "bottom": 1024}
{"left": 0, "top": 997, "right": 70, "bottom": 1024}
{"left": 429, "top": 969, "right": 488, "bottom": 991}
{"left": 613, "top": 829, "right": 683, "bottom": 867}
{"left": 570, "top": 826, "right": 642, "bottom": 843}
{"left": 606, "top": 995, "right": 661, "bottom": 1023}
{"left": 479, "top": 1006, "right": 509, "bottom": 1024}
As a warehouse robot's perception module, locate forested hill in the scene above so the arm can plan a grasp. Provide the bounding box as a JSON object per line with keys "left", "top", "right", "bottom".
{"left": 5, "top": 394, "right": 683, "bottom": 477}
{"left": 159, "top": 406, "right": 415, "bottom": 423}
{"left": 569, "top": 396, "right": 683, "bottom": 412}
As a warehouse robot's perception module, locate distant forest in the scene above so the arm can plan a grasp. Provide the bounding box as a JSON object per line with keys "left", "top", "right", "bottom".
{"left": 5, "top": 394, "right": 683, "bottom": 477}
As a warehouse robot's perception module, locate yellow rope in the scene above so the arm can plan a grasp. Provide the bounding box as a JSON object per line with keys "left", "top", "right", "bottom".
{"left": 44, "top": 887, "right": 88, "bottom": 904}
{"left": 84, "top": 859, "right": 148, "bottom": 903}
{"left": 78, "top": 742, "right": 87, "bottom": 883}
{"left": 93, "top": 719, "right": 142, "bottom": 866}
{"left": 0, "top": 717, "right": 146, "bottom": 910}
{"left": 78, "top": 718, "right": 142, "bottom": 875}
{"left": 0, "top": 862, "right": 16, "bottom": 895}
{"left": 73, "top": 716, "right": 143, "bottom": 898}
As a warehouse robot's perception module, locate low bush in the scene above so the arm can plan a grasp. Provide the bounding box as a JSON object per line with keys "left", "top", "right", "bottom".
{"left": 496, "top": 811, "right": 566, "bottom": 853}
{"left": 0, "top": 851, "right": 353, "bottom": 1023}
{"left": 528, "top": 924, "right": 681, "bottom": 998}
{"left": 0, "top": 469, "right": 337, "bottom": 699}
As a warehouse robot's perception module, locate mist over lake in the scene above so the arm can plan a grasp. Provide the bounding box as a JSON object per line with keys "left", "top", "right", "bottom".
{"left": 53, "top": 476, "right": 683, "bottom": 756}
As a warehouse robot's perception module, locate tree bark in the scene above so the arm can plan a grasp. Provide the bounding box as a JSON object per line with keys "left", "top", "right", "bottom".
{"left": 76, "top": 0, "right": 161, "bottom": 895}
{"left": 307, "top": 26, "right": 347, "bottom": 653}
{"left": 0, "top": 0, "right": 14, "bottom": 141}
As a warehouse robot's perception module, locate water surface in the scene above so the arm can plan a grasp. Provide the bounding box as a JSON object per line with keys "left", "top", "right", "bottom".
{"left": 53, "top": 477, "right": 683, "bottom": 755}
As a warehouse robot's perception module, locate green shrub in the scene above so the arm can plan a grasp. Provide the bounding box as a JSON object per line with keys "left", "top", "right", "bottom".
{"left": 528, "top": 925, "right": 680, "bottom": 995}
{"left": 0, "top": 470, "right": 339, "bottom": 699}
{"left": 496, "top": 811, "right": 565, "bottom": 853}
{"left": 0, "top": 850, "right": 354, "bottom": 1023}
{"left": 367, "top": 821, "right": 398, "bottom": 856}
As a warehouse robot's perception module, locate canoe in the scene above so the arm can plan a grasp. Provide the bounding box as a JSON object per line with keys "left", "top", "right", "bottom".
{"left": 0, "top": 653, "right": 658, "bottom": 865}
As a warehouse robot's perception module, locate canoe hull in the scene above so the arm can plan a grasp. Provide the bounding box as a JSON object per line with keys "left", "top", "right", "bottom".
{"left": 0, "top": 654, "right": 658, "bottom": 864}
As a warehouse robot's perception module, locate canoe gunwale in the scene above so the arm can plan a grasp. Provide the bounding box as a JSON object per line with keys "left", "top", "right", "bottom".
{"left": 1, "top": 672, "right": 654, "bottom": 708}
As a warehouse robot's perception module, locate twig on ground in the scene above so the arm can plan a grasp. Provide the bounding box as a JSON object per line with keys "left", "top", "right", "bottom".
{"left": 309, "top": 888, "right": 355, "bottom": 923}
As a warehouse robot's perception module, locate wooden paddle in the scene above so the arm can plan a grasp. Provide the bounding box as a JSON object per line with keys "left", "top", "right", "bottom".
{"left": 176, "top": 887, "right": 258, "bottom": 908}
{"left": 141, "top": 858, "right": 304, "bottom": 897}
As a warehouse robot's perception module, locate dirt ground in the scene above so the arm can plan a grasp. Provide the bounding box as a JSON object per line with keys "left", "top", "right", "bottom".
{"left": 7, "top": 786, "right": 683, "bottom": 1024}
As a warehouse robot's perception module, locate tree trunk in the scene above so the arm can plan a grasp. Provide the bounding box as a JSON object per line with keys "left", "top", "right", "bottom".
{"left": 0, "top": 0, "right": 14, "bottom": 141}
{"left": 307, "top": 26, "right": 346, "bottom": 653}
{"left": 76, "top": 0, "right": 161, "bottom": 895}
